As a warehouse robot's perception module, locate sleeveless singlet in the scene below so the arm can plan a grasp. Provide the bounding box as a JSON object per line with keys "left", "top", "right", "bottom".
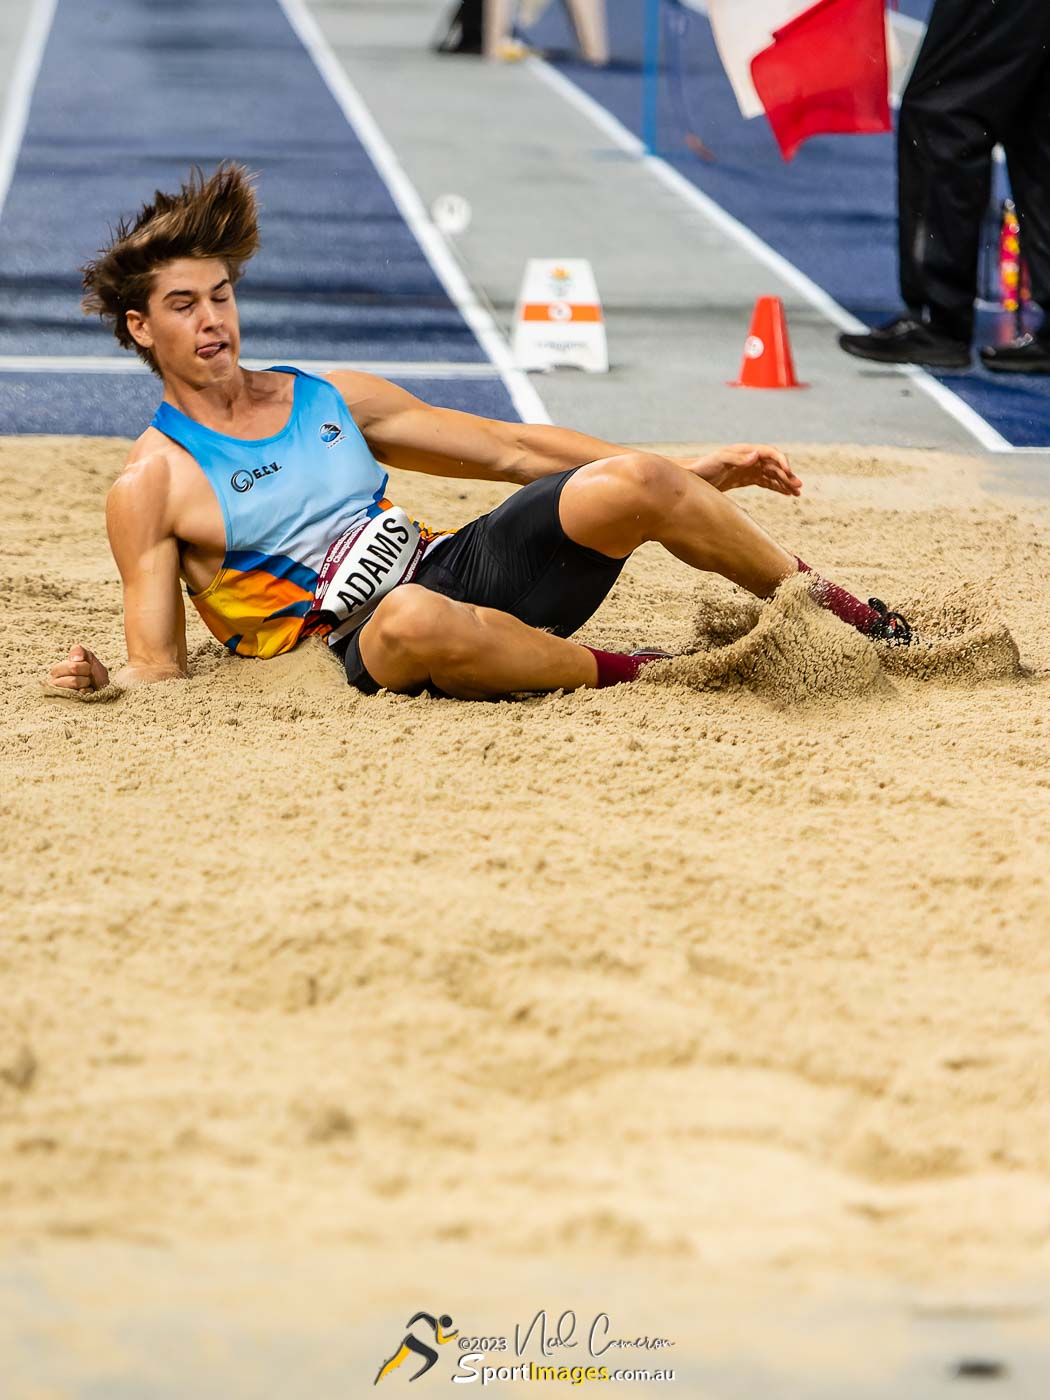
{"left": 150, "top": 365, "right": 446, "bottom": 659}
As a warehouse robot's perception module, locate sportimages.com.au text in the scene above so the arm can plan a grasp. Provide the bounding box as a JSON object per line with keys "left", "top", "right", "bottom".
{"left": 453, "top": 1359, "right": 676, "bottom": 1385}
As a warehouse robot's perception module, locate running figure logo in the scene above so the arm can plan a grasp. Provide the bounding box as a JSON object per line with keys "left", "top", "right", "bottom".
{"left": 374, "top": 1311, "right": 458, "bottom": 1384}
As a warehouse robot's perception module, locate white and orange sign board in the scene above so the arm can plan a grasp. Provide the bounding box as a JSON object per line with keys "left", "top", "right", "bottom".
{"left": 512, "top": 259, "right": 608, "bottom": 373}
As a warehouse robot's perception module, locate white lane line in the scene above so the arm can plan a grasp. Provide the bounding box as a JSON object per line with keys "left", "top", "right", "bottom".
{"left": 897, "top": 364, "right": 1040, "bottom": 454}
{"left": 0, "top": 355, "right": 510, "bottom": 377}
{"left": 537, "top": 59, "right": 644, "bottom": 155}
{"left": 526, "top": 54, "right": 1023, "bottom": 454}
{"left": 275, "top": 0, "right": 550, "bottom": 426}
{"left": 0, "top": 0, "right": 57, "bottom": 223}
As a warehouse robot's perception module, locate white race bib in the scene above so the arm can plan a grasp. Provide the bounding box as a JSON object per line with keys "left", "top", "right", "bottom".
{"left": 311, "top": 508, "right": 425, "bottom": 644}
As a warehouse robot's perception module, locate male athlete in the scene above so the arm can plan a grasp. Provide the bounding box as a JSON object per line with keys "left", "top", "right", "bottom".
{"left": 46, "top": 164, "right": 911, "bottom": 703}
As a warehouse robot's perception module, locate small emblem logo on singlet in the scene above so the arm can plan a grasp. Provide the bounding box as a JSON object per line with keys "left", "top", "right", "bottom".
{"left": 231, "top": 461, "right": 282, "bottom": 493}
{"left": 319, "top": 422, "right": 345, "bottom": 447}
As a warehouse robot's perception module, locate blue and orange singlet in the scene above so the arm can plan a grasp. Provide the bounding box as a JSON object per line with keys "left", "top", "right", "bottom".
{"left": 151, "top": 365, "right": 444, "bottom": 658}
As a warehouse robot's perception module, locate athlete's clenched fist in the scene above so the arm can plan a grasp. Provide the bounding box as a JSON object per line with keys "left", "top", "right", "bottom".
{"left": 46, "top": 645, "right": 110, "bottom": 693}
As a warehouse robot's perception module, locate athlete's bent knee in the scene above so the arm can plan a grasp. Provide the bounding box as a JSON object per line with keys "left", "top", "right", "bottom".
{"left": 602, "top": 452, "right": 685, "bottom": 521}
{"left": 367, "top": 585, "right": 459, "bottom": 663}
{"left": 361, "top": 586, "right": 489, "bottom": 696}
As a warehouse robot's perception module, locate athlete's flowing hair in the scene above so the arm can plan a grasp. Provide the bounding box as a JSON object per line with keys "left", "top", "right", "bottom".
{"left": 80, "top": 162, "right": 260, "bottom": 373}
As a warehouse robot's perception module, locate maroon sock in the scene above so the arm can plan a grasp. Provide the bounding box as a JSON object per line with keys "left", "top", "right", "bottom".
{"left": 585, "top": 648, "right": 666, "bottom": 688}
{"left": 794, "top": 558, "right": 882, "bottom": 636}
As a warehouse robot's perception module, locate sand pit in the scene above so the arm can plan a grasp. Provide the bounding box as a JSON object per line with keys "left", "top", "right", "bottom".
{"left": 2, "top": 435, "right": 1050, "bottom": 1356}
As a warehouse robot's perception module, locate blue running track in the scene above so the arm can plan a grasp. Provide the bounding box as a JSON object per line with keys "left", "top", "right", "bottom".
{"left": 0, "top": 0, "right": 521, "bottom": 435}
{"left": 523, "top": 0, "right": 1050, "bottom": 449}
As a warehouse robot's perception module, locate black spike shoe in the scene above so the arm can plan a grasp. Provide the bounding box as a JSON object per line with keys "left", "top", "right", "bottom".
{"left": 867, "top": 598, "right": 912, "bottom": 646}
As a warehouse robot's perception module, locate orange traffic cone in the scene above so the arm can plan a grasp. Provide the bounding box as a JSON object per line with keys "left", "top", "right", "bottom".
{"left": 731, "top": 296, "right": 805, "bottom": 389}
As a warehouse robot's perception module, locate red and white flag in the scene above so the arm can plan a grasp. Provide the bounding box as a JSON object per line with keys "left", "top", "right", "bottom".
{"left": 706, "top": 0, "right": 893, "bottom": 161}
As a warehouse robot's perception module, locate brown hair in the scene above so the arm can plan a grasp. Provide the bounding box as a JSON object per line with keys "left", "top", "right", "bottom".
{"left": 80, "top": 162, "right": 260, "bottom": 373}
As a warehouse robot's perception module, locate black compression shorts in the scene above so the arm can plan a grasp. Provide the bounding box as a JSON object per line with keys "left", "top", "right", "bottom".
{"left": 336, "top": 466, "right": 627, "bottom": 694}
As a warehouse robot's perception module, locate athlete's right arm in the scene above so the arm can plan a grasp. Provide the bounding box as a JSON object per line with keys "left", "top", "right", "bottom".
{"left": 46, "top": 451, "right": 188, "bottom": 695}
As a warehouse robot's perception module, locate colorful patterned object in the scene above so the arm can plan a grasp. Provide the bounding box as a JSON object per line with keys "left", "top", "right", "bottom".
{"left": 999, "top": 198, "right": 1030, "bottom": 314}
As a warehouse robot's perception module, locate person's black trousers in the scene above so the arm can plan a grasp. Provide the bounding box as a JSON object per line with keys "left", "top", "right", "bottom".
{"left": 898, "top": 0, "right": 1050, "bottom": 342}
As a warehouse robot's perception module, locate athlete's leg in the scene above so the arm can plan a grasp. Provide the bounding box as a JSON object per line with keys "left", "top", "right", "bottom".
{"left": 357, "top": 584, "right": 599, "bottom": 699}
{"left": 558, "top": 452, "right": 796, "bottom": 595}
{"left": 557, "top": 453, "right": 904, "bottom": 639}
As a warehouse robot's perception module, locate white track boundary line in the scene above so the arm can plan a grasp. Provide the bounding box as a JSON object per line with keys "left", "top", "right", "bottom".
{"left": 276, "top": 0, "right": 550, "bottom": 425}
{"left": 0, "top": 0, "right": 57, "bottom": 223}
{"left": 0, "top": 355, "right": 508, "bottom": 378}
{"left": 527, "top": 55, "right": 1030, "bottom": 455}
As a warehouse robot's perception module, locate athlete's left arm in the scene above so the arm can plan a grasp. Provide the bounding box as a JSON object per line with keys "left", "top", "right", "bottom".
{"left": 328, "top": 372, "right": 801, "bottom": 494}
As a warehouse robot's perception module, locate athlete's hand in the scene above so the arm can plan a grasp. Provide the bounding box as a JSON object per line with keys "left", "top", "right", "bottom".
{"left": 46, "top": 645, "right": 111, "bottom": 694}
{"left": 681, "top": 445, "right": 802, "bottom": 496}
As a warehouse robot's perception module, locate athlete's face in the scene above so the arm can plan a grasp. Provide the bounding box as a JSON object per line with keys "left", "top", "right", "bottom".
{"left": 127, "top": 257, "right": 241, "bottom": 383}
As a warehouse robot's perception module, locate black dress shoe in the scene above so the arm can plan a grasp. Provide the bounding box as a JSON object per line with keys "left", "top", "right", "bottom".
{"left": 978, "top": 333, "right": 1050, "bottom": 374}
{"left": 838, "top": 316, "right": 971, "bottom": 369}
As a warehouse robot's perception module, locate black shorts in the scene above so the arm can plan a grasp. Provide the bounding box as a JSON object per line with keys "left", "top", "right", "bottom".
{"left": 336, "top": 466, "right": 627, "bottom": 693}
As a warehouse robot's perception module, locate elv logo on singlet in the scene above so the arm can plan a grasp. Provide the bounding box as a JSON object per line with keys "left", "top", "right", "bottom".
{"left": 231, "top": 461, "right": 282, "bottom": 493}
